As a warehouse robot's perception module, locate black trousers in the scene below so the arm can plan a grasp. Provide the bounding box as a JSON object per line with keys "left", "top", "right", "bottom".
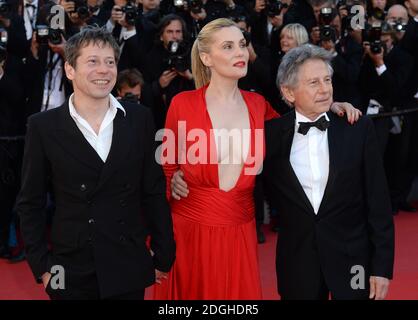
{"left": 45, "top": 245, "right": 146, "bottom": 300}
{"left": 280, "top": 267, "right": 370, "bottom": 300}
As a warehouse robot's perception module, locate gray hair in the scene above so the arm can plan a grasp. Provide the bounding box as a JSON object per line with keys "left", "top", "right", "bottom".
{"left": 64, "top": 26, "right": 120, "bottom": 68}
{"left": 276, "top": 44, "right": 334, "bottom": 106}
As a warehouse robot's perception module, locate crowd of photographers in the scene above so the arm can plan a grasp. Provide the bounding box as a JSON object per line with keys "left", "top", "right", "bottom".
{"left": 0, "top": 0, "right": 417, "bottom": 257}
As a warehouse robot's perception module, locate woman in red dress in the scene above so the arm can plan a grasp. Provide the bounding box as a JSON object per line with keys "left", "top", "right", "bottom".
{"left": 154, "top": 18, "right": 360, "bottom": 300}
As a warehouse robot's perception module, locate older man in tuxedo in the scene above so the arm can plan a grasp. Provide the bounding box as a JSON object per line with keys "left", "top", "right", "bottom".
{"left": 263, "top": 44, "right": 394, "bottom": 300}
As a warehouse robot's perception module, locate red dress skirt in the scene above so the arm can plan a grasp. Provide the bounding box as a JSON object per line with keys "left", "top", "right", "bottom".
{"left": 153, "top": 85, "right": 278, "bottom": 299}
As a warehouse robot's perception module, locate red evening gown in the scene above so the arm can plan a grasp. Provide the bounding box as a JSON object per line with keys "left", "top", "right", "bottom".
{"left": 153, "top": 85, "right": 278, "bottom": 300}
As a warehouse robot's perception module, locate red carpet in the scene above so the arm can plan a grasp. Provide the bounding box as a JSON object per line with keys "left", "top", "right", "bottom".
{"left": 1, "top": 210, "right": 417, "bottom": 300}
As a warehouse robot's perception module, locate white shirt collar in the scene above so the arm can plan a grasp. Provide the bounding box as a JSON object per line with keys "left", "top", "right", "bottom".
{"left": 68, "top": 93, "right": 126, "bottom": 118}
{"left": 295, "top": 110, "right": 329, "bottom": 130}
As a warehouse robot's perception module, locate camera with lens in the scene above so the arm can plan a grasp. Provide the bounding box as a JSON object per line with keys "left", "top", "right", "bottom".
{"left": 365, "top": 22, "right": 382, "bottom": 54}
{"left": 117, "top": 3, "right": 138, "bottom": 26}
{"left": 121, "top": 92, "right": 140, "bottom": 104}
{"left": 0, "top": 0, "right": 10, "bottom": 18}
{"left": 36, "top": 25, "right": 64, "bottom": 45}
{"left": 390, "top": 18, "right": 407, "bottom": 32}
{"left": 72, "top": 0, "right": 90, "bottom": 20}
{"left": 166, "top": 41, "right": 190, "bottom": 72}
{"left": 319, "top": 7, "right": 337, "bottom": 42}
{"left": 174, "top": 0, "right": 203, "bottom": 14}
{"left": 265, "top": 0, "right": 288, "bottom": 18}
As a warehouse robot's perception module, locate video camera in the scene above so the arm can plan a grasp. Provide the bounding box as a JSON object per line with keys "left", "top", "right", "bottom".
{"left": 174, "top": 0, "right": 204, "bottom": 14}
{"left": 265, "top": 0, "right": 288, "bottom": 18}
{"left": 166, "top": 41, "right": 190, "bottom": 72}
{"left": 319, "top": 7, "right": 337, "bottom": 42}
{"left": 36, "top": 25, "right": 64, "bottom": 45}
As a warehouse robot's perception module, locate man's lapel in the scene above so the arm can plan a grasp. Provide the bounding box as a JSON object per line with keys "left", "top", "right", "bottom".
{"left": 317, "top": 112, "right": 345, "bottom": 215}
{"left": 280, "top": 110, "right": 316, "bottom": 215}
{"left": 55, "top": 101, "right": 104, "bottom": 172}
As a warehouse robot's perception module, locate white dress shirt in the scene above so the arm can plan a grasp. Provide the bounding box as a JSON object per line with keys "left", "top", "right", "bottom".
{"left": 69, "top": 94, "right": 126, "bottom": 162}
{"left": 105, "top": 20, "right": 136, "bottom": 54}
{"left": 23, "top": 0, "right": 38, "bottom": 40}
{"left": 290, "top": 111, "right": 330, "bottom": 214}
{"left": 41, "top": 51, "right": 66, "bottom": 111}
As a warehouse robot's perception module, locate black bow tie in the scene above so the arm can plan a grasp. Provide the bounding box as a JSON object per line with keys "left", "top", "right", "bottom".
{"left": 297, "top": 115, "right": 330, "bottom": 135}
{"left": 25, "top": 3, "right": 36, "bottom": 9}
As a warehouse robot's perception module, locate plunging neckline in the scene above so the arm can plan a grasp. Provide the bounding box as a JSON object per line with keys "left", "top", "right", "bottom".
{"left": 201, "top": 85, "right": 254, "bottom": 193}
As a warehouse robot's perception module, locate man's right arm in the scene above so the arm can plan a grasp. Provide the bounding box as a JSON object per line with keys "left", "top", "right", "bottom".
{"left": 16, "top": 117, "right": 51, "bottom": 283}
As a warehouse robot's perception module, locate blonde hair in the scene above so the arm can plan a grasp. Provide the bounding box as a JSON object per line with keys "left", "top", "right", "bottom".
{"left": 191, "top": 18, "right": 238, "bottom": 89}
{"left": 281, "top": 23, "right": 309, "bottom": 48}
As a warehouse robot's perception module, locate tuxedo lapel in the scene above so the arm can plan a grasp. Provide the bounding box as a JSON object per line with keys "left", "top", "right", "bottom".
{"left": 317, "top": 112, "right": 345, "bottom": 215}
{"left": 93, "top": 109, "right": 132, "bottom": 193}
{"left": 55, "top": 102, "right": 104, "bottom": 172}
{"left": 280, "top": 111, "right": 315, "bottom": 215}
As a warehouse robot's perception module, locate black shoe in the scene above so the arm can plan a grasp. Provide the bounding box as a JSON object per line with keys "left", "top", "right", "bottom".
{"left": 0, "top": 246, "right": 11, "bottom": 259}
{"left": 398, "top": 202, "right": 417, "bottom": 212}
{"left": 8, "top": 251, "right": 26, "bottom": 264}
{"left": 256, "top": 226, "right": 266, "bottom": 244}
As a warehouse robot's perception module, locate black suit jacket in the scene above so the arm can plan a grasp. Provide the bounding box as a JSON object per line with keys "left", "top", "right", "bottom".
{"left": 17, "top": 101, "right": 176, "bottom": 298}
{"left": 263, "top": 111, "right": 394, "bottom": 299}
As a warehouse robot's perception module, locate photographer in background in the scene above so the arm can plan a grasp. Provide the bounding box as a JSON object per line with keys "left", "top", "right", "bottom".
{"left": 24, "top": 2, "right": 72, "bottom": 116}
{"left": 359, "top": 21, "right": 414, "bottom": 154}
{"left": 143, "top": 14, "right": 194, "bottom": 129}
{"left": 171, "top": 0, "right": 245, "bottom": 39}
{"left": 60, "top": 0, "right": 96, "bottom": 35}
{"left": 139, "top": 0, "right": 161, "bottom": 26}
{"left": 249, "top": 0, "right": 291, "bottom": 51}
{"left": 116, "top": 68, "right": 144, "bottom": 104}
{"left": 318, "top": 7, "right": 363, "bottom": 107}
{"left": 115, "top": 67, "right": 154, "bottom": 107}
{"left": 232, "top": 14, "right": 274, "bottom": 106}
{"left": 367, "top": 0, "right": 388, "bottom": 23}
{"left": 0, "top": 0, "right": 29, "bottom": 64}
{"left": 106, "top": 0, "right": 156, "bottom": 71}
{"left": 383, "top": 3, "right": 418, "bottom": 214}
{"left": 86, "top": 0, "right": 112, "bottom": 26}
{"left": 282, "top": 0, "right": 316, "bottom": 32}
{"left": 309, "top": 0, "right": 334, "bottom": 44}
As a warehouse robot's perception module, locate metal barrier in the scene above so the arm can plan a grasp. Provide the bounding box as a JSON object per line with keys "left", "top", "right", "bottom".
{"left": 368, "top": 107, "right": 418, "bottom": 119}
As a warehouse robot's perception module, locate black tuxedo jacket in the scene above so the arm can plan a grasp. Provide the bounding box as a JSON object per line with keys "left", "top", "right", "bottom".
{"left": 17, "top": 100, "right": 175, "bottom": 298}
{"left": 263, "top": 111, "right": 394, "bottom": 299}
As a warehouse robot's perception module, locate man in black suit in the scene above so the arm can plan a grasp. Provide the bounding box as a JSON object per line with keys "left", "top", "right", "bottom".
{"left": 263, "top": 44, "right": 394, "bottom": 299}
{"left": 17, "top": 26, "right": 175, "bottom": 300}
